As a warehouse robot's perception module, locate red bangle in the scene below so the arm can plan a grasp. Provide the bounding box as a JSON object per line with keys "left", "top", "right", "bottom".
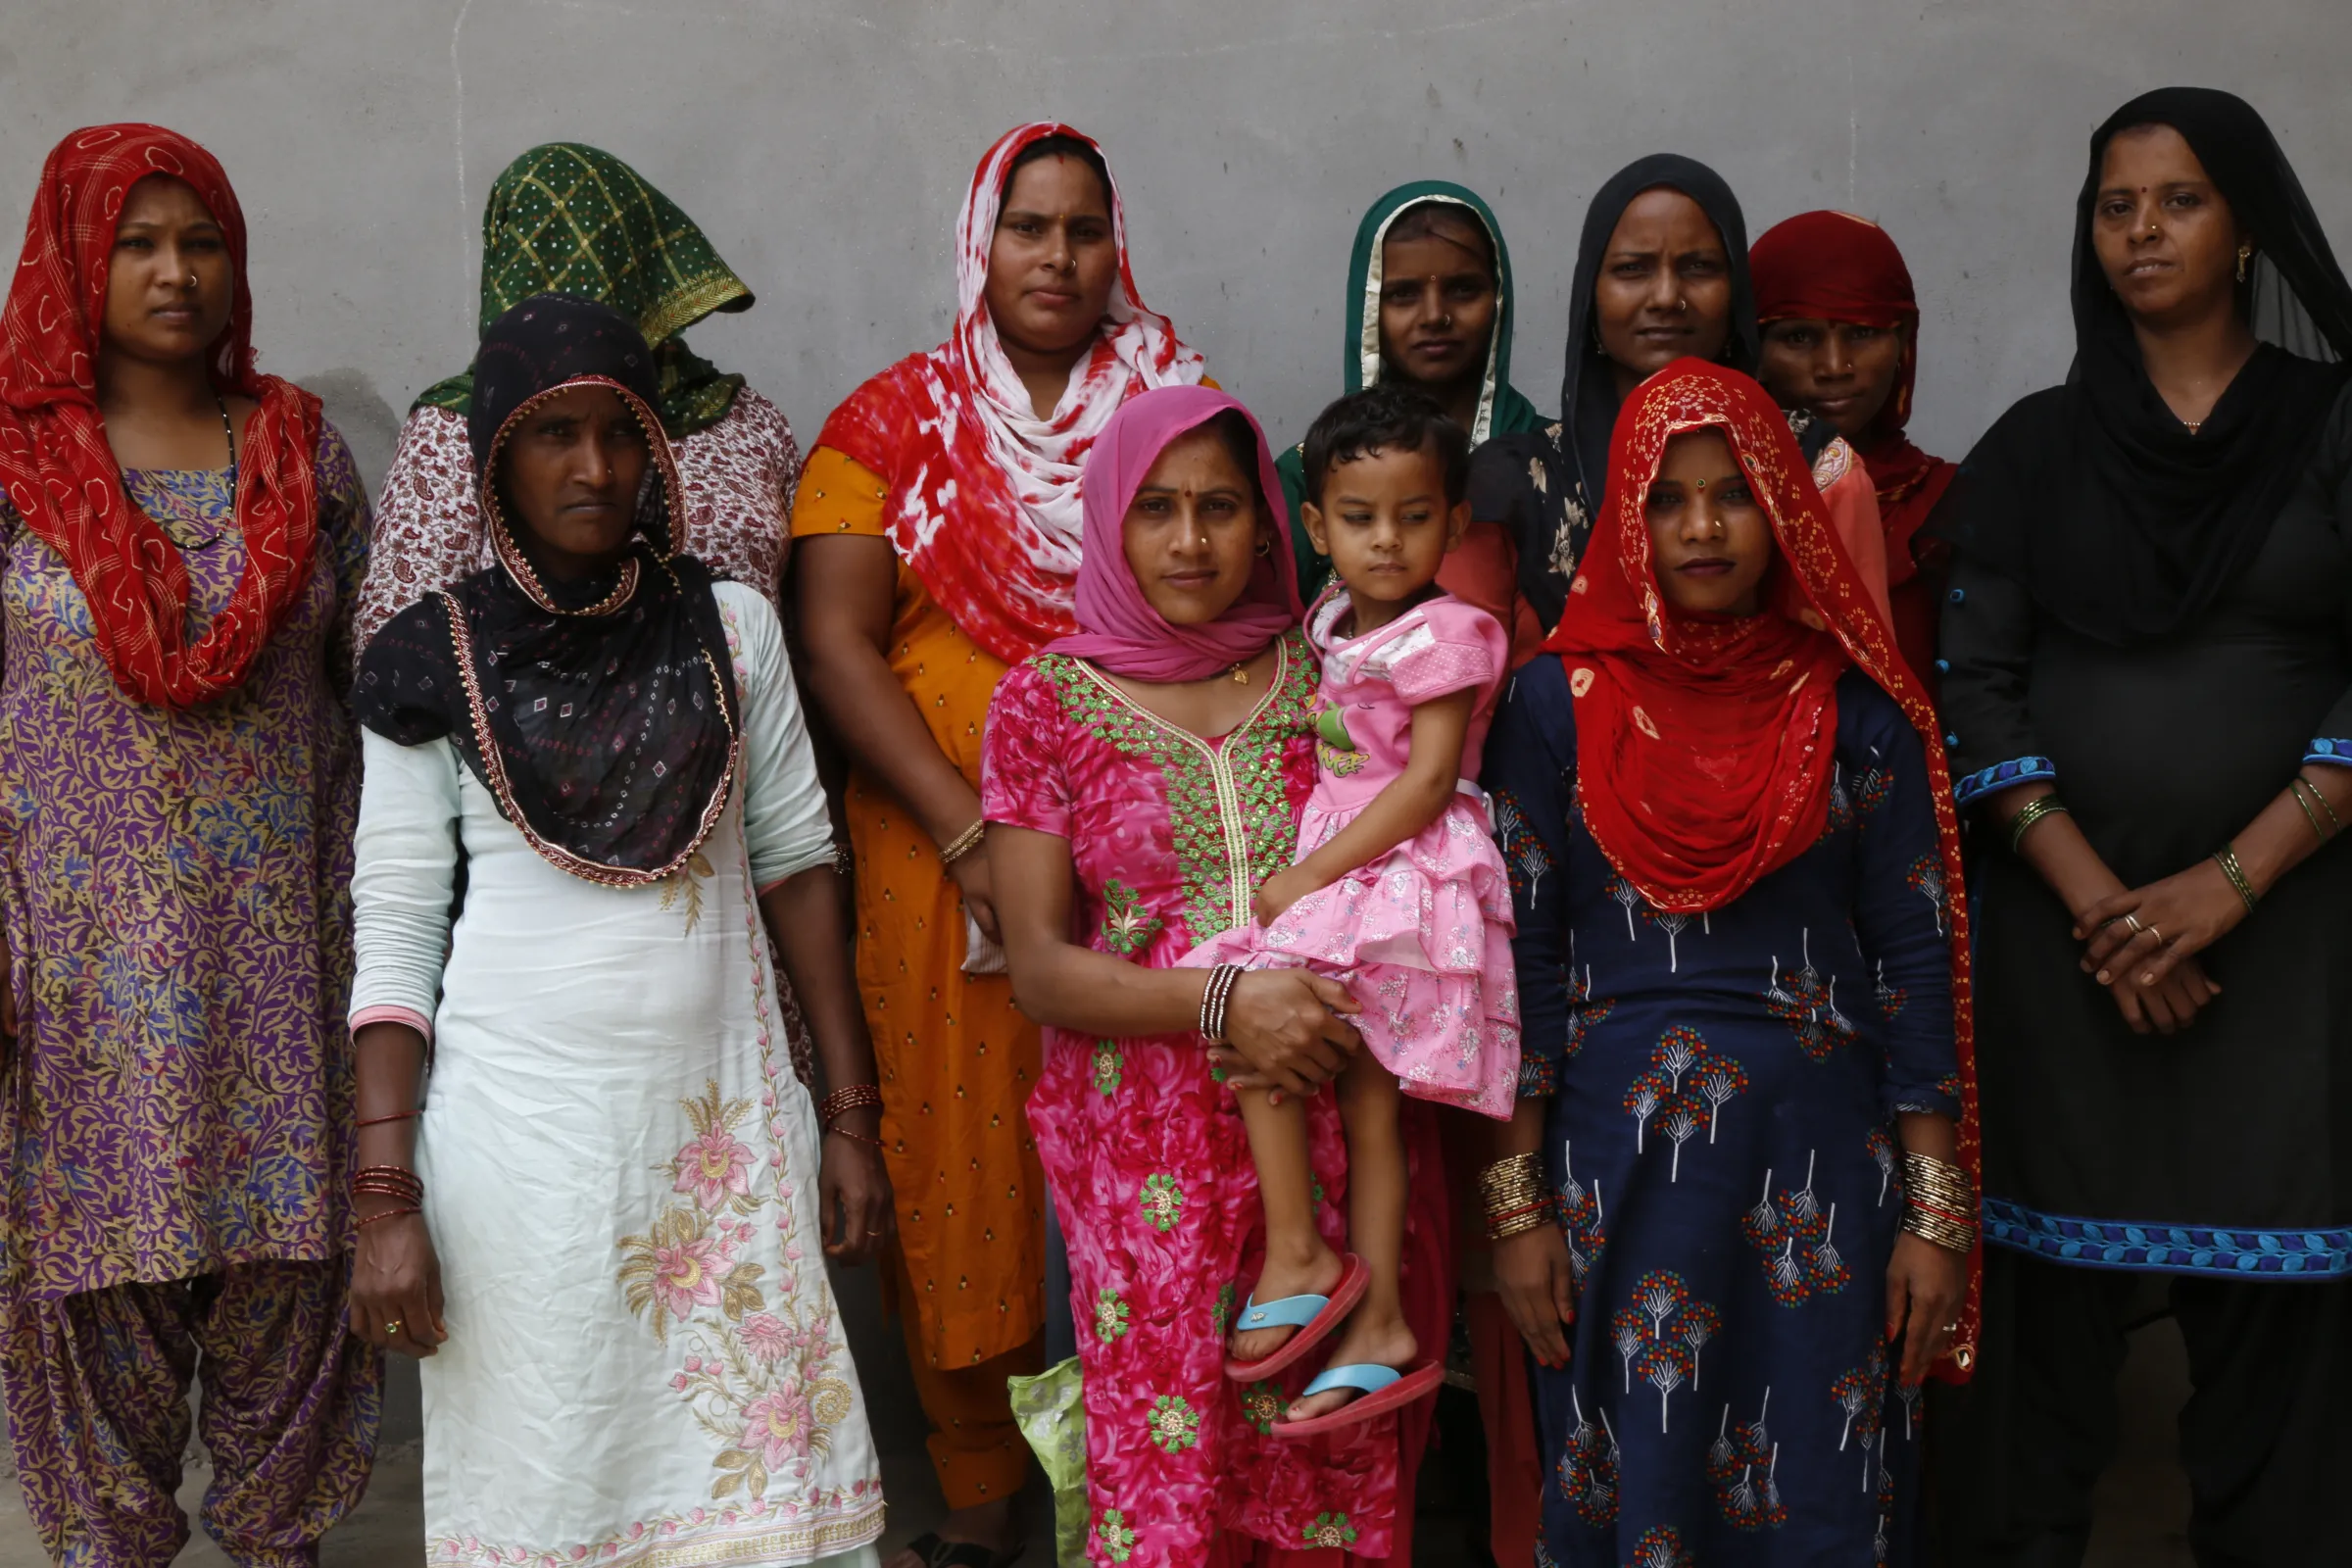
{"left": 818, "top": 1084, "right": 884, "bottom": 1128}
{"left": 356, "top": 1205, "right": 420, "bottom": 1229}
{"left": 356, "top": 1109, "right": 422, "bottom": 1128}
{"left": 826, "top": 1127, "right": 885, "bottom": 1150}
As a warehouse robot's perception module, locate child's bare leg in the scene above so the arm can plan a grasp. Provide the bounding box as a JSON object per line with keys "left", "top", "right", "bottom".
{"left": 1229, "top": 1085, "right": 1343, "bottom": 1362}
{"left": 1287, "top": 1055, "right": 1418, "bottom": 1421}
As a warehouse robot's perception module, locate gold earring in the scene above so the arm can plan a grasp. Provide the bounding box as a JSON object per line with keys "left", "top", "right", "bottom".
{"left": 2237, "top": 244, "right": 2252, "bottom": 283}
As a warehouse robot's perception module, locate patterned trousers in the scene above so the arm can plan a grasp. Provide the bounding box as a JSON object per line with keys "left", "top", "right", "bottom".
{"left": 1, "top": 1257, "right": 381, "bottom": 1568}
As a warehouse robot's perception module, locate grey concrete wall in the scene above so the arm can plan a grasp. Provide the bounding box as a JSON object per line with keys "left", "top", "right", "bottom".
{"left": 7, "top": 1, "right": 2349, "bottom": 492}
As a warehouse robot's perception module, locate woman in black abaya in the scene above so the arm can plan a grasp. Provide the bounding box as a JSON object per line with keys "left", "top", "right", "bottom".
{"left": 1934, "top": 87, "right": 2352, "bottom": 1565}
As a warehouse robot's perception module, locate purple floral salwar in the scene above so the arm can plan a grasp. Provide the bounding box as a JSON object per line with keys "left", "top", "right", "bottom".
{"left": 0, "top": 430, "right": 381, "bottom": 1564}
{"left": 0, "top": 1259, "right": 379, "bottom": 1568}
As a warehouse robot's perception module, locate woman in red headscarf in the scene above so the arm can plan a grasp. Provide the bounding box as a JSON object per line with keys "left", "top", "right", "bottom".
{"left": 1478, "top": 360, "right": 1978, "bottom": 1565}
{"left": 0, "top": 126, "right": 378, "bottom": 1561}
{"left": 1752, "top": 211, "right": 1957, "bottom": 692}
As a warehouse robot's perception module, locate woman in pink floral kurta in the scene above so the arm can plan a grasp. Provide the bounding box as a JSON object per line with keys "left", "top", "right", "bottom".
{"left": 987, "top": 629, "right": 1395, "bottom": 1561}
{"left": 985, "top": 387, "right": 1452, "bottom": 1565}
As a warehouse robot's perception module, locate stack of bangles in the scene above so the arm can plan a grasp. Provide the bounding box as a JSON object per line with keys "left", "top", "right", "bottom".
{"left": 2288, "top": 775, "right": 2340, "bottom": 843}
{"left": 819, "top": 1084, "right": 885, "bottom": 1149}
{"left": 1199, "top": 963, "right": 1244, "bottom": 1044}
{"left": 1480, "top": 1152, "right": 1552, "bottom": 1243}
{"left": 1899, "top": 1150, "right": 1979, "bottom": 1254}
{"left": 2008, "top": 794, "right": 2069, "bottom": 854}
{"left": 938, "top": 817, "right": 986, "bottom": 867}
{"left": 351, "top": 1164, "right": 423, "bottom": 1228}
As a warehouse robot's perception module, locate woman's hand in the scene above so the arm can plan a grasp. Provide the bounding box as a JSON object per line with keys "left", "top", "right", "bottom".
{"left": 1250, "top": 867, "right": 1326, "bottom": 928}
{"left": 2075, "top": 860, "right": 2248, "bottom": 993}
{"left": 1219, "top": 970, "right": 1359, "bottom": 1098}
{"left": 2101, "top": 951, "right": 2218, "bottom": 1036}
{"left": 1884, "top": 1232, "right": 1965, "bottom": 1387}
{"left": 818, "top": 1127, "right": 896, "bottom": 1266}
{"left": 348, "top": 1208, "right": 446, "bottom": 1358}
{"left": 948, "top": 846, "right": 1000, "bottom": 945}
{"left": 1494, "top": 1224, "right": 1577, "bottom": 1369}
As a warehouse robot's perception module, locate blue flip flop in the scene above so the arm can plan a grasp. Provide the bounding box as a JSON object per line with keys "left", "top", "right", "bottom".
{"left": 1273, "top": 1358, "right": 1445, "bottom": 1438}
{"left": 1222, "top": 1252, "right": 1369, "bottom": 1381}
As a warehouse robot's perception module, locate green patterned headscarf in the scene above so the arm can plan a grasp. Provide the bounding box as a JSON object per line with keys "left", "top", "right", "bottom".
{"left": 415, "top": 143, "right": 753, "bottom": 436}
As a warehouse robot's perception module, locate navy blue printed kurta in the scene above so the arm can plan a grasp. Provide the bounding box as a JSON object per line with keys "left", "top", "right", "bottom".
{"left": 1486, "top": 656, "right": 1960, "bottom": 1568}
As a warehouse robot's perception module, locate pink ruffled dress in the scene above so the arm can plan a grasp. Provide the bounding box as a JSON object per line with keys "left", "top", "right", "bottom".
{"left": 1185, "top": 591, "right": 1520, "bottom": 1117}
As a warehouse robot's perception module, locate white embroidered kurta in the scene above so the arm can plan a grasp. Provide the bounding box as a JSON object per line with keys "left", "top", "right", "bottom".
{"left": 350, "top": 583, "right": 883, "bottom": 1568}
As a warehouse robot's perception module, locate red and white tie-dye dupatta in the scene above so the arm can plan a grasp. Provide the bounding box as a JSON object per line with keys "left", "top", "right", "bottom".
{"left": 812, "top": 122, "right": 1205, "bottom": 665}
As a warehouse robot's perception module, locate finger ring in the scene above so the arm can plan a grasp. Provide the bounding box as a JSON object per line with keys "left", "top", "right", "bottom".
{"left": 2124, "top": 914, "right": 2143, "bottom": 933}
{"left": 866, "top": 1228, "right": 885, "bottom": 1237}
{"left": 383, "top": 1320, "right": 404, "bottom": 1337}
{"left": 2147, "top": 925, "right": 2163, "bottom": 944}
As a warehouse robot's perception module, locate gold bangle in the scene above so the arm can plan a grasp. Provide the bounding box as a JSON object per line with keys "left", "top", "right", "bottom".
{"left": 938, "top": 817, "right": 987, "bottom": 866}
{"left": 1901, "top": 1207, "right": 1978, "bottom": 1254}
{"left": 1488, "top": 1206, "right": 1552, "bottom": 1243}
{"left": 2289, "top": 777, "right": 2337, "bottom": 844}
{"left": 2008, "top": 795, "right": 2069, "bottom": 855}
{"left": 2299, "top": 775, "right": 2343, "bottom": 834}
{"left": 2211, "top": 843, "right": 2258, "bottom": 913}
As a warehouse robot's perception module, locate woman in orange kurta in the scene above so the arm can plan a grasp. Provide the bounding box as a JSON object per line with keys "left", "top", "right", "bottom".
{"left": 793, "top": 122, "right": 1207, "bottom": 1568}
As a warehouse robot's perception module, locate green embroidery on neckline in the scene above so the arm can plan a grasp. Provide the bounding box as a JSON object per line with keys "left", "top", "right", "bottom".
{"left": 1034, "top": 637, "right": 1313, "bottom": 943}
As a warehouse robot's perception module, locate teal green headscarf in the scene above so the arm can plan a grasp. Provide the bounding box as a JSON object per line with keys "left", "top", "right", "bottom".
{"left": 1281, "top": 181, "right": 1547, "bottom": 595}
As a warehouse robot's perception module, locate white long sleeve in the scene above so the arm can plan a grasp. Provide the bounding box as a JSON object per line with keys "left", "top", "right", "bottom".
{"left": 348, "top": 727, "right": 462, "bottom": 1037}
{"left": 714, "top": 582, "right": 834, "bottom": 891}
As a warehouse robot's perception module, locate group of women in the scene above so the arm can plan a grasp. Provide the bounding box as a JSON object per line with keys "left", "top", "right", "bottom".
{"left": 0, "top": 80, "right": 2342, "bottom": 1568}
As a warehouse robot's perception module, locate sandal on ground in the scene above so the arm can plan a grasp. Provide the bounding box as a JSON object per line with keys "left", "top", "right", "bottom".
{"left": 1221, "top": 1251, "right": 1370, "bottom": 1381}
{"left": 900, "top": 1531, "right": 1027, "bottom": 1568}
{"left": 1271, "top": 1359, "right": 1445, "bottom": 1438}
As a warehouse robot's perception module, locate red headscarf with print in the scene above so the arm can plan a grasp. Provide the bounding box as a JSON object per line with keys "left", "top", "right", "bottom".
{"left": 1750, "top": 213, "right": 1955, "bottom": 681}
{"left": 813, "top": 122, "right": 1205, "bottom": 665}
{"left": 1544, "top": 358, "right": 1979, "bottom": 1378}
{"left": 0, "top": 123, "right": 323, "bottom": 708}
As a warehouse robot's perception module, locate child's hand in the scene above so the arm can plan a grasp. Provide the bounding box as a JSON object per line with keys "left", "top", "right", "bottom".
{"left": 1252, "top": 867, "right": 1326, "bottom": 927}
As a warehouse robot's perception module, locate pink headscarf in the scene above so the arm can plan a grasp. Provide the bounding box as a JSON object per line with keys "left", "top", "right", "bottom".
{"left": 1047, "top": 385, "right": 1301, "bottom": 681}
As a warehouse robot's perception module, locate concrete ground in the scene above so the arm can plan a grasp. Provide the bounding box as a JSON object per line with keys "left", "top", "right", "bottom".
{"left": 0, "top": 1260, "right": 2194, "bottom": 1567}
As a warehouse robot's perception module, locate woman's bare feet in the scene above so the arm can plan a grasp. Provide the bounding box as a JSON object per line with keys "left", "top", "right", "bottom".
{"left": 1227, "top": 1241, "right": 1344, "bottom": 1364}
{"left": 884, "top": 1496, "right": 1022, "bottom": 1568}
{"left": 1282, "top": 1307, "right": 1417, "bottom": 1424}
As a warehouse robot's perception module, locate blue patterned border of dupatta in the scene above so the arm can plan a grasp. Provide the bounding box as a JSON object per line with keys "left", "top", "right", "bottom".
{"left": 1982, "top": 1198, "right": 2352, "bottom": 1278}
{"left": 2302, "top": 737, "right": 2352, "bottom": 767}
{"left": 1949, "top": 755, "right": 2056, "bottom": 808}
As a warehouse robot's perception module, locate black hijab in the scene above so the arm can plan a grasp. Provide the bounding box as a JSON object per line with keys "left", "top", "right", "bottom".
{"left": 1936, "top": 87, "right": 2352, "bottom": 646}
{"left": 1470, "top": 155, "right": 1761, "bottom": 630}
{"left": 356, "top": 294, "right": 742, "bottom": 885}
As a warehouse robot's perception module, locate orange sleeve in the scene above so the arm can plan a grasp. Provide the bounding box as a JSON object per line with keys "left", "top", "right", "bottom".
{"left": 788, "top": 446, "right": 891, "bottom": 540}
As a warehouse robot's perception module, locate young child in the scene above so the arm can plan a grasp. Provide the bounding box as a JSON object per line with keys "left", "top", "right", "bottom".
{"left": 1184, "top": 384, "right": 1520, "bottom": 1434}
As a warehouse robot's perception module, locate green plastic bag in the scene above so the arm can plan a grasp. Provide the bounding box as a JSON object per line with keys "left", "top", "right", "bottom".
{"left": 1007, "top": 1355, "right": 1089, "bottom": 1566}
